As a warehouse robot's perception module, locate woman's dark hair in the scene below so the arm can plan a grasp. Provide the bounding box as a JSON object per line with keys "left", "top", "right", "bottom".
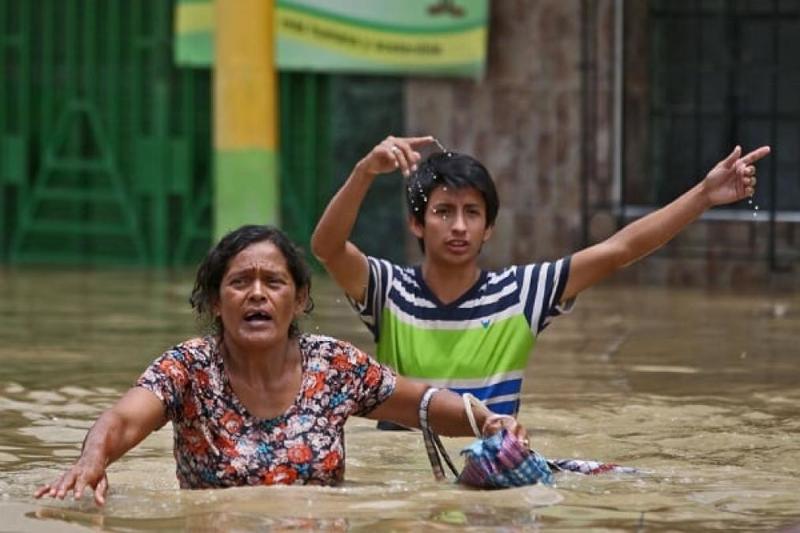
{"left": 190, "top": 225, "right": 314, "bottom": 338}
{"left": 406, "top": 151, "right": 499, "bottom": 252}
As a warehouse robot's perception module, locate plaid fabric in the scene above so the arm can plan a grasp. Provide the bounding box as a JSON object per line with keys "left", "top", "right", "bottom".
{"left": 458, "top": 429, "right": 554, "bottom": 488}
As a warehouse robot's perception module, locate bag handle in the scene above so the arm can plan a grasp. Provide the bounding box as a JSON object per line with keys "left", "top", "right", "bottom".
{"left": 418, "top": 387, "right": 459, "bottom": 481}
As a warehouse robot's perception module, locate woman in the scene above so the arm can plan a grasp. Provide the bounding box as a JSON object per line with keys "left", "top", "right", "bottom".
{"left": 35, "top": 225, "right": 525, "bottom": 506}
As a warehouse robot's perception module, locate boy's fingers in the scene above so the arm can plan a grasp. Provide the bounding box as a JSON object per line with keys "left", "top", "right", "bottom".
{"left": 391, "top": 145, "right": 411, "bottom": 176}
{"left": 722, "top": 145, "right": 741, "bottom": 168}
{"left": 742, "top": 145, "right": 771, "bottom": 165}
{"left": 406, "top": 136, "right": 435, "bottom": 148}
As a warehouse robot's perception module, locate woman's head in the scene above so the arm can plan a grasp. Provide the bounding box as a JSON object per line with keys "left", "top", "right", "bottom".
{"left": 406, "top": 152, "right": 499, "bottom": 252}
{"left": 190, "top": 225, "right": 314, "bottom": 339}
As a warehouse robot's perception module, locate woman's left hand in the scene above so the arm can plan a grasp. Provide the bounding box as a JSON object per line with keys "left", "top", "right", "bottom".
{"left": 482, "top": 414, "right": 530, "bottom": 448}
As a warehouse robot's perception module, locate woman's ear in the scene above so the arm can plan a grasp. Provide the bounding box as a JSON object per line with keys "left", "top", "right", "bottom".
{"left": 295, "top": 286, "right": 310, "bottom": 316}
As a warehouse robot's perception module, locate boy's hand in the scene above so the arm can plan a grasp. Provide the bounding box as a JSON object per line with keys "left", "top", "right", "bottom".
{"left": 701, "top": 145, "right": 771, "bottom": 207}
{"left": 357, "top": 135, "right": 434, "bottom": 178}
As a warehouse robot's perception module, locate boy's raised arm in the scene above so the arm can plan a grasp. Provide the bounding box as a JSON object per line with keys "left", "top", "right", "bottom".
{"left": 562, "top": 145, "right": 771, "bottom": 302}
{"left": 311, "top": 135, "right": 432, "bottom": 304}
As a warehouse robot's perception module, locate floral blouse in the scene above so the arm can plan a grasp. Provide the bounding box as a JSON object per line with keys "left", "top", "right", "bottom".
{"left": 136, "top": 334, "right": 396, "bottom": 489}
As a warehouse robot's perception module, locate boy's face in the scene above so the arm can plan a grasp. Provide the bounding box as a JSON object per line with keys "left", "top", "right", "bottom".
{"left": 410, "top": 185, "right": 493, "bottom": 266}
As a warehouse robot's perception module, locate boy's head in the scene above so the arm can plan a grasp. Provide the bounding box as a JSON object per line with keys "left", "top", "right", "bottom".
{"left": 405, "top": 151, "right": 499, "bottom": 252}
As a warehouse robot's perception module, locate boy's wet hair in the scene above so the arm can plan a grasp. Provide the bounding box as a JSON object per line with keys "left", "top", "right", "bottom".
{"left": 405, "top": 151, "right": 499, "bottom": 251}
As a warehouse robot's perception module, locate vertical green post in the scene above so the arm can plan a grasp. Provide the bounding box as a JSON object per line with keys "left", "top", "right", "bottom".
{"left": 213, "top": 0, "right": 278, "bottom": 240}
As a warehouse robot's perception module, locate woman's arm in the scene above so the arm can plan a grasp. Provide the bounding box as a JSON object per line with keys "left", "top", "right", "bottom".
{"left": 34, "top": 387, "right": 166, "bottom": 506}
{"left": 366, "top": 376, "right": 526, "bottom": 440}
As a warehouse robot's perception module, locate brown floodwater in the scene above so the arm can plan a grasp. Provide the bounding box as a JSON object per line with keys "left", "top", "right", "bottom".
{"left": 0, "top": 267, "right": 798, "bottom": 531}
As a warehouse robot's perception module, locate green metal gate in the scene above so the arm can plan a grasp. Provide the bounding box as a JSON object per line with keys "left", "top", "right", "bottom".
{"left": 0, "top": 0, "right": 212, "bottom": 266}
{"left": 279, "top": 73, "right": 406, "bottom": 264}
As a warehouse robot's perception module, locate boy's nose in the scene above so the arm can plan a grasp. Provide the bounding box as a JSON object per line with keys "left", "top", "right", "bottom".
{"left": 451, "top": 212, "right": 467, "bottom": 231}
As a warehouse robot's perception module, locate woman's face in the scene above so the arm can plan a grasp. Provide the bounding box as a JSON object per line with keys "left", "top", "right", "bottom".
{"left": 214, "top": 240, "right": 307, "bottom": 351}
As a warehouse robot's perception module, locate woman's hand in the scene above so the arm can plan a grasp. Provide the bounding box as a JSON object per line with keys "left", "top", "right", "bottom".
{"left": 34, "top": 454, "right": 109, "bottom": 506}
{"left": 357, "top": 135, "right": 434, "bottom": 178}
{"left": 33, "top": 387, "right": 166, "bottom": 507}
{"left": 701, "top": 145, "right": 771, "bottom": 207}
{"left": 482, "top": 414, "right": 530, "bottom": 448}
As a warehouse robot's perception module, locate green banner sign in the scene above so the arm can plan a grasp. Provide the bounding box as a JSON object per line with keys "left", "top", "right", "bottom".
{"left": 175, "top": 0, "right": 488, "bottom": 78}
{"left": 276, "top": 0, "right": 488, "bottom": 77}
{"left": 175, "top": 0, "right": 214, "bottom": 66}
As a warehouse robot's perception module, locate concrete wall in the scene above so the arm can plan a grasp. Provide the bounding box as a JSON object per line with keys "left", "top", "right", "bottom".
{"left": 405, "top": 0, "right": 605, "bottom": 267}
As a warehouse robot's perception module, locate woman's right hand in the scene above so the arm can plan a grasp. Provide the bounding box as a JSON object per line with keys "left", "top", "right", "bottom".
{"left": 482, "top": 414, "right": 530, "bottom": 448}
{"left": 34, "top": 455, "right": 109, "bottom": 506}
{"left": 357, "top": 135, "right": 434, "bottom": 178}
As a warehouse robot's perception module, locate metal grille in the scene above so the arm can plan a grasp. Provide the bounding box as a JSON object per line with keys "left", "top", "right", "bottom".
{"left": 0, "top": 0, "right": 212, "bottom": 266}
{"left": 625, "top": 0, "right": 800, "bottom": 269}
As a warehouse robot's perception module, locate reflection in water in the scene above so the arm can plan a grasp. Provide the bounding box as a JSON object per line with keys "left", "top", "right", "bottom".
{"left": 1, "top": 268, "right": 799, "bottom": 531}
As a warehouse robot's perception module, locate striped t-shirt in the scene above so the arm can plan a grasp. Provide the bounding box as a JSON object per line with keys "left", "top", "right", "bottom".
{"left": 350, "top": 256, "right": 573, "bottom": 415}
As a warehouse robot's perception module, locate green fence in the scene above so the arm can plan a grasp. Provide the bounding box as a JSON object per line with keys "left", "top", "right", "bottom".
{"left": 279, "top": 74, "right": 406, "bottom": 265}
{"left": 0, "top": 0, "right": 212, "bottom": 266}
{"left": 0, "top": 1, "right": 405, "bottom": 267}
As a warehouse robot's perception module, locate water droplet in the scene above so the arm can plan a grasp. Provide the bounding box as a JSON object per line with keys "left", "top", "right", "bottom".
{"left": 748, "top": 198, "right": 753, "bottom": 205}
{"left": 754, "top": 205, "right": 759, "bottom": 211}
{"left": 414, "top": 207, "right": 419, "bottom": 212}
{"left": 447, "top": 152, "right": 452, "bottom": 158}
{"left": 753, "top": 212, "right": 757, "bottom": 218}
{"left": 442, "top": 187, "right": 448, "bottom": 192}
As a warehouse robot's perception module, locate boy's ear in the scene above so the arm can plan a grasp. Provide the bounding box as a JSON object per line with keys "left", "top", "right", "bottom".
{"left": 408, "top": 215, "right": 424, "bottom": 239}
{"left": 482, "top": 223, "right": 494, "bottom": 242}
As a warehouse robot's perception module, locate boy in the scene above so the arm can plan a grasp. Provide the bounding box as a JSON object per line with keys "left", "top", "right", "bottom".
{"left": 311, "top": 136, "right": 769, "bottom": 415}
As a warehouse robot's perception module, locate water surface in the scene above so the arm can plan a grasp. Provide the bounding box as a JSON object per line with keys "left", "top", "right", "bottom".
{"left": 1, "top": 268, "right": 798, "bottom": 531}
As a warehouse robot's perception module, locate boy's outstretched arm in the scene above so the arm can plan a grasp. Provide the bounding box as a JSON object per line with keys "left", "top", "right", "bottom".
{"left": 311, "top": 135, "right": 432, "bottom": 304}
{"left": 561, "top": 145, "right": 771, "bottom": 302}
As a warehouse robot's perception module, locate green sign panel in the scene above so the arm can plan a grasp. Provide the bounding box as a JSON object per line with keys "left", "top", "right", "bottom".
{"left": 175, "top": 0, "right": 488, "bottom": 78}
{"left": 276, "top": 0, "right": 488, "bottom": 77}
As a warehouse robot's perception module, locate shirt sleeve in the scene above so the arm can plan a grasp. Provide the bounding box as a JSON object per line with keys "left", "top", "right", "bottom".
{"left": 135, "top": 346, "right": 191, "bottom": 422}
{"left": 334, "top": 340, "right": 396, "bottom": 417}
{"left": 346, "top": 256, "right": 393, "bottom": 341}
{"left": 520, "top": 255, "right": 576, "bottom": 334}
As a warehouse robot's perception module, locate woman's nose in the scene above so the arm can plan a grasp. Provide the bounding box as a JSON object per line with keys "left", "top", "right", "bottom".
{"left": 249, "top": 280, "right": 267, "bottom": 300}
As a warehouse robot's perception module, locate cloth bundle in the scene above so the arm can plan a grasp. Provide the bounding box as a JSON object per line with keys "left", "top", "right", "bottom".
{"left": 418, "top": 388, "right": 635, "bottom": 490}
{"left": 457, "top": 428, "right": 554, "bottom": 488}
